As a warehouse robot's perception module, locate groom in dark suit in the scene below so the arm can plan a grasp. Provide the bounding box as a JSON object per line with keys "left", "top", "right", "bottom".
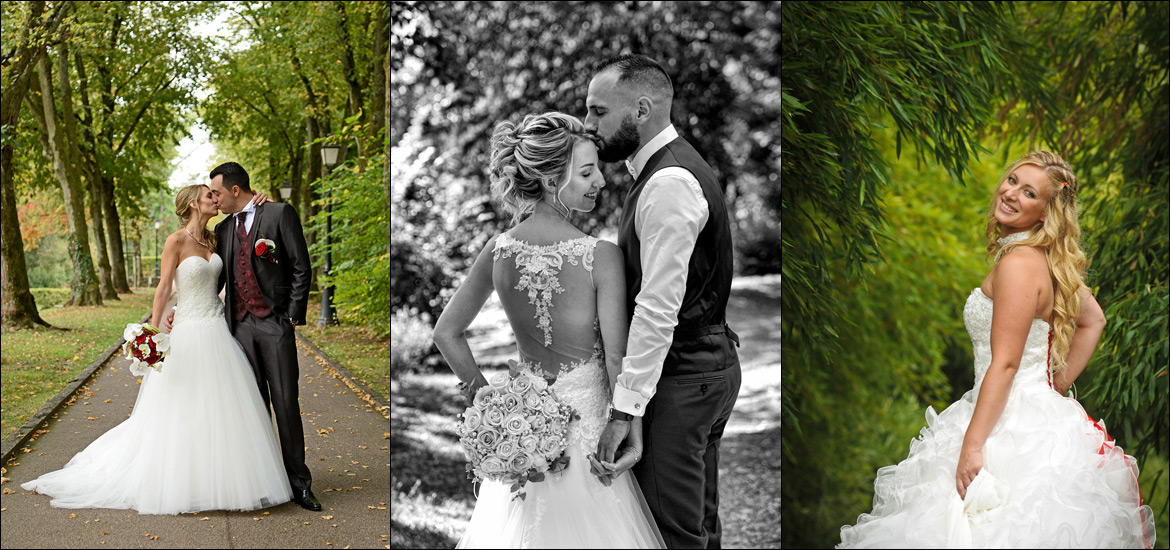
{"left": 588, "top": 55, "right": 741, "bottom": 548}
{"left": 202, "top": 161, "right": 320, "bottom": 511}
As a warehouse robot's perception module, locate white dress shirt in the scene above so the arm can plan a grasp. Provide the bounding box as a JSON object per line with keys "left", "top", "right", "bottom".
{"left": 612, "top": 125, "right": 709, "bottom": 417}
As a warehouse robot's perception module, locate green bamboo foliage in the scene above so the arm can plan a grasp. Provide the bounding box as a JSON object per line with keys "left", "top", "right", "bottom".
{"left": 781, "top": 1, "right": 1169, "bottom": 546}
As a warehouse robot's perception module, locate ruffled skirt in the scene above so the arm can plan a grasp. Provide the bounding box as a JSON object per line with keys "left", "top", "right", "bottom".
{"left": 839, "top": 380, "right": 1154, "bottom": 548}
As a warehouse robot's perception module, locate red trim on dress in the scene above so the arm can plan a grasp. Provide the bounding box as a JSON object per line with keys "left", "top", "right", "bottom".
{"left": 1047, "top": 328, "right": 1151, "bottom": 548}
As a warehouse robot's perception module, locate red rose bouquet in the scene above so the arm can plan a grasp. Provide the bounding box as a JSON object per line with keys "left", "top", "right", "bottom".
{"left": 121, "top": 323, "right": 171, "bottom": 375}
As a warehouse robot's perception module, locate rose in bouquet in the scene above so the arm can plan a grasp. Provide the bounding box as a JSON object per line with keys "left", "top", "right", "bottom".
{"left": 122, "top": 323, "right": 171, "bottom": 376}
{"left": 455, "top": 361, "right": 578, "bottom": 501}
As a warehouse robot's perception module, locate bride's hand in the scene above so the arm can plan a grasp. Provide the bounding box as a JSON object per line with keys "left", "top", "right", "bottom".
{"left": 956, "top": 446, "right": 983, "bottom": 499}
{"left": 457, "top": 373, "right": 489, "bottom": 407}
{"left": 599, "top": 444, "right": 641, "bottom": 481}
{"left": 251, "top": 191, "right": 270, "bottom": 206}
{"left": 587, "top": 453, "right": 614, "bottom": 487}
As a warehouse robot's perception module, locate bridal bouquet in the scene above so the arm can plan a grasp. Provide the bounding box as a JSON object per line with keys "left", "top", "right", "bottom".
{"left": 121, "top": 323, "right": 171, "bottom": 375}
{"left": 456, "top": 362, "right": 578, "bottom": 501}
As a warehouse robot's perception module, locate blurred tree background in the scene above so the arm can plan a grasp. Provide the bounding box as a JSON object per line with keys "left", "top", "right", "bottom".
{"left": 391, "top": 0, "right": 780, "bottom": 370}
{"left": 781, "top": 1, "right": 1168, "bottom": 547}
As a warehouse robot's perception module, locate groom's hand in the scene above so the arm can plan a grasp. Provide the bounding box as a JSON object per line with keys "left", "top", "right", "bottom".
{"left": 596, "top": 418, "right": 630, "bottom": 464}
{"left": 162, "top": 308, "right": 176, "bottom": 333}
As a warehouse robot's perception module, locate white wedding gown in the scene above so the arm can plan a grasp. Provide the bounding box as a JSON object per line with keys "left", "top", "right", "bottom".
{"left": 21, "top": 254, "right": 292, "bottom": 514}
{"left": 457, "top": 233, "right": 665, "bottom": 549}
{"left": 838, "top": 286, "right": 1155, "bottom": 548}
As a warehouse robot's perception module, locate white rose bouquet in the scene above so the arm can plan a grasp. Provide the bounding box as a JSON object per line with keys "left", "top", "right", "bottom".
{"left": 121, "top": 323, "right": 171, "bottom": 375}
{"left": 456, "top": 361, "right": 578, "bottom": 501}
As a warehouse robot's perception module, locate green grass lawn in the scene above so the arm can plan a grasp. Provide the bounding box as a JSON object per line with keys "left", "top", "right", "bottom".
{"left": 299, "top": 293, "right": 389, "bottom": 401}
{"left": 1, "top": 290, "right": 155, "bottom": 439}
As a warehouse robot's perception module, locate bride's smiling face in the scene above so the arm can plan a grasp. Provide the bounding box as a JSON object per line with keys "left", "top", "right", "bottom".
{"left": 994, "top": 164, "right": 1051, "bottom": 231}
{"left": 554, "top": 140, "right": 606, "bottom": 213}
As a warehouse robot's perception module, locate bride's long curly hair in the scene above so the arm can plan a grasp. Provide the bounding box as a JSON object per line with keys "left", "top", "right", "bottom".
{"left": 983, "top": 151, "right": 1087, "bottom": 373}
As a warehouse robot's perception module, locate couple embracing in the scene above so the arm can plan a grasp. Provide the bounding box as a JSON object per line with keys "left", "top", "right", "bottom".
{"left": 22, "top": 162, "right": 322, "bottom": 514}
{"left": 434, "top": 54, "right": 742, "bottom": 548}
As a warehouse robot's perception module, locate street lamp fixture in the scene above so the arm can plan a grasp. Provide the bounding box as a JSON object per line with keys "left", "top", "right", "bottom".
{"left": 280, "top": 178, "right": 292, "bottom": 201}
{"left": 317, "top": 137, "right": 341, "bottom": 327}
{"left": 321, "top": 143, "right": 340, "bottom": 167}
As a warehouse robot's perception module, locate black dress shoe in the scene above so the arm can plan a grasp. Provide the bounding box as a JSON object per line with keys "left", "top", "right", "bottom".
{"left": 293, "top": 488, "right": 322, "bottom": 511}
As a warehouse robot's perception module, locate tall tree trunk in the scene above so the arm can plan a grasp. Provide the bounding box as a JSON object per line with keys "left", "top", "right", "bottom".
{"left": 288, "top": 144, "right": 304, "bottom": 213}
{"left": 73, "top": 47, "right": 131, "bottom": 294}
{"left": 31, "top": 48, "right": 101, "bottom": 307}
{"left": 86, "top": 174, "right": 118, "bottom": 300}
{"left": 334, "top": 0, "right": 368, "bottom": 171}
{"left": 305, "top": 114, "right": 322, "bottom": 243}
{"left": 60, "top": 41, "right": 116, "bottom": 302}
{"left": 100, "top": 176, "right": 130, "bottom": 293}
{"left": 93, "top": 8, "right": 132, "bottom": 294}
{"left": 370, "top": 2, "right": 387, "bottom": 155}
{"left": 1, "top": 0, "right": 59, "bottom": 329}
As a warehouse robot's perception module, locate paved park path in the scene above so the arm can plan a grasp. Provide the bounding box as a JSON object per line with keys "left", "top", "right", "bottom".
{"left": 1, "top": 333, "right": 390, "bottom": 549}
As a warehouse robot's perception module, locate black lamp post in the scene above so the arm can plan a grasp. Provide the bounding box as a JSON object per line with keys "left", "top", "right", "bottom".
{"left": 280, "top": 178, "right": 292, "bottom": 201}
{"left": 317, "top": 141, "right": 340, "bottom": 327}
{"left": 154, "top": 220, "right": 161, "bottom": 280}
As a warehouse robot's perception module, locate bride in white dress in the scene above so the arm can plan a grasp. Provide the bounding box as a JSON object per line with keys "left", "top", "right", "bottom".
{"left": 838, "top": 151, "right": 1154, "bottom": 548}
{"left": 21, "top": 185, "right": 292, "bottom": 515}
{"left": 434, "top": 112, "right": 665, "bottom": 548}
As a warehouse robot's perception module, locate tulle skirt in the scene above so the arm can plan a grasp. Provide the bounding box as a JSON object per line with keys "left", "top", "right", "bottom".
{"left": 457, "top": 441, "right": 666, "bottom": 548}
{"left": 838, "top": 378, "right": 1155, "bottom": 548}
{"left": 21, "top": 315, "right": 292, "bottom": 515}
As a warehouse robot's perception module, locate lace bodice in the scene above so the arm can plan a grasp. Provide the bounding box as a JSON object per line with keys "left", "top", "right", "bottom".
{"left": 173, "top": 255, "right": 225, "bottom": 326}
{"left": 492, "top": 232, "right": 610, "bottom": 450}
{"left": 963, "top": 288, "right": 1051, "bottom": 389}
{"left": 493, "top": 234, "right": 598, "bottom": 347}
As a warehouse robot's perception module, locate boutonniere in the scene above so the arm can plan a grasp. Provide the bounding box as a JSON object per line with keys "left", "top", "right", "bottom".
{"left": 254, "top": 233, "right": 278, "bottom": 264}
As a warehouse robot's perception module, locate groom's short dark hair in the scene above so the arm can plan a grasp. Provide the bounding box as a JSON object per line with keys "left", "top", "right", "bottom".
{"left": 210, "top": 162, "right": 251, "bottom": 192}
{"left": 592, "top": 54, "right": 674, "bottom": 102}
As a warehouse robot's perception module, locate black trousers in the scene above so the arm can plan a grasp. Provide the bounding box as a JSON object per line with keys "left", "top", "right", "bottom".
{"left": 633, "top": 363, "right": 742, "bottom": 549}
{"left": 233, "top": 312, "right": 312, "bottom": 492}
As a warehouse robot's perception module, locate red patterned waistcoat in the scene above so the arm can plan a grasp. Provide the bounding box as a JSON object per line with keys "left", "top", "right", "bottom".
{"left": 233, "top": 214, "right": 272, "bottom": 321}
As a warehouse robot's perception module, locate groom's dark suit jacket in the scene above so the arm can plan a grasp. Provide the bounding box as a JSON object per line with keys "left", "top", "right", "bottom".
{"left": 215, "top": 202, "right": 313, "bottom": 332}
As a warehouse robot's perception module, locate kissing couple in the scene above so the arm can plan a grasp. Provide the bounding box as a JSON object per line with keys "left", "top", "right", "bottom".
{"left": 22, "top": 162, "right": 323, "bottom": 514}
{"left": 435, "top": 54, "right": 742, "bottom": 548}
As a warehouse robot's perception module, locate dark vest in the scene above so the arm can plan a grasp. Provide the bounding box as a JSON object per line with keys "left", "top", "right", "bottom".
{"left": 618, "top": 137, "right": 739, "bottom": 376}
{"left": 233, "top": 217, "right": 272, "bottom": 321}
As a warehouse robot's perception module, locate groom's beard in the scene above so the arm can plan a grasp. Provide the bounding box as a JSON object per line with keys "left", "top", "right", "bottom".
{"left": 595, "top": 115, "right": 641, "bottom": 163}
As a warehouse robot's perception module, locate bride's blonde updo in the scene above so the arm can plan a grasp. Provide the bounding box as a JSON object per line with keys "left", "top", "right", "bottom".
{"left": 175, "top": 184, "right": 217, "bottom": 252}
{"left": 984, "top": 150, "right": 1087, "bottom": 373}
{"left": 489, "top": 111, "right": 595, "bottom": 225}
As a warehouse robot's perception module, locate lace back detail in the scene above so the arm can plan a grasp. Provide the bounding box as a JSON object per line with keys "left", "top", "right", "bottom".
{"left": 493, "top": 234, "right": 598, "bottom": 347}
